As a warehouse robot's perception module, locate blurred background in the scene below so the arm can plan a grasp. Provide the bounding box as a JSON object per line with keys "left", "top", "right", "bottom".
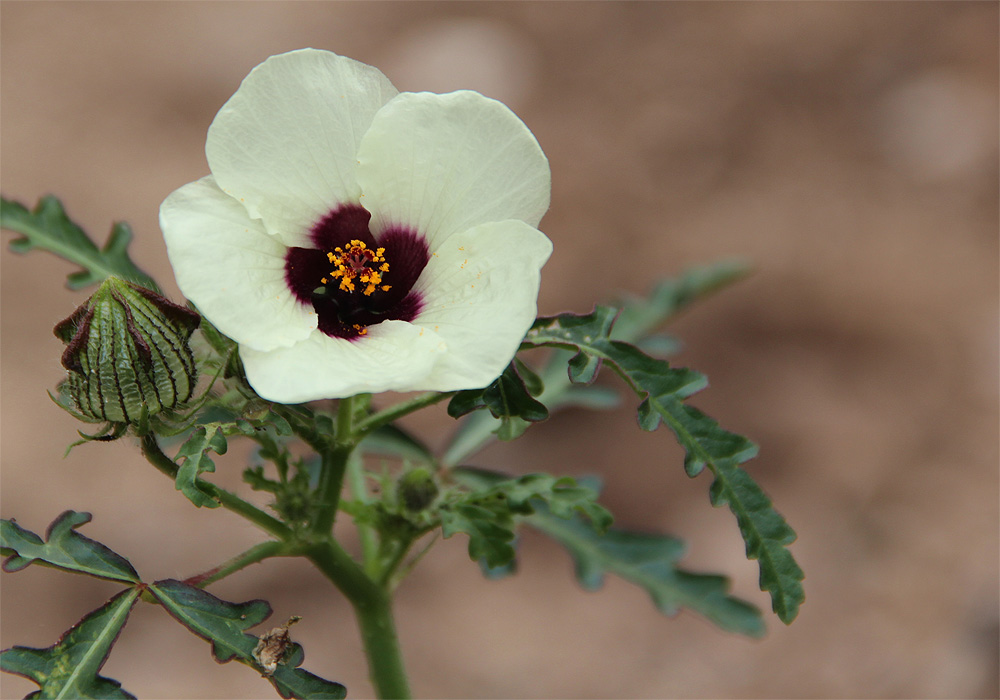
{"left": 2, "top": 2, "right": 997, "bottom": 698}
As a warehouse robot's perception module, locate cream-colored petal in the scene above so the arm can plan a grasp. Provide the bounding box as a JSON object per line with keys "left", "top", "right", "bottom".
{"left": 240, "top": 321, "right": 446, "bottom": 402}
{"left": 411, "top": 219, "right": 552, "bottom": 389}
{"left": 206, "top": 49, "right": 397, "bottom": 247}
{"left": 357, "top": 90, "right": 550, "bottom": 248}
{"left": 159, "top": 176, "right": 316, "bottom": 351}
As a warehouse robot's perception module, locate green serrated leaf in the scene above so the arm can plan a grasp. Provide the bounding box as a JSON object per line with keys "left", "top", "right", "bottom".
{"left": 453, "top": 467, "right": 763, "bottom": 636}
{"left": 0, "top": 588, "right": 140, "bottom": 699}
{"left": 2, "top": 196, "right": 158, "bottom": 291}
{"left": 439, "top": 503, "right": 517, "bottom": 568}
{"left": 484, "top": 371, "right": 547, "bottom": 421}
{"left": 445, "top": 469, "right": 613, "bottom": 569}
{"left": 173, "top": 426, "right": 225, "bottom": 508}
{"left": 523, "top": 308, "right": 805, "bottom": 624}
{"left": 532, "top": 514, "right": 765, "bottom": 637}
{"left": 1, "top": 512, "right": 140, "bottom": 584}
{"left": 444, "top": 265, "right": 748, "bottom": 466}
{"left": 449, "top": 363, "right": 548, "bottom": 425}
{"left": 150, "top": 578, "right": 267, "bottom": 663}
{"left": 150, "top": 579, "right": 345, "bottom": 699}
{"left": 471, "top": 471, "right": 612, "bottom": 532}
{"left": 648, "top": 399, "right": 803, "bottom": 623}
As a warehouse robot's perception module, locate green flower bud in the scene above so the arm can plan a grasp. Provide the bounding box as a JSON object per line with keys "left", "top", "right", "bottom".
{"left": 54, "top": 277, "right": 200, "bottom": 425}
{"left": 397, "top": 467, "right": 439, "bottom": 512}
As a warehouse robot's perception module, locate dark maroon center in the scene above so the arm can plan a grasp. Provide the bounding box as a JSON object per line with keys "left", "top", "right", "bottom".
{"left": 284, "top": 204, "right": 429, "bottom": 340}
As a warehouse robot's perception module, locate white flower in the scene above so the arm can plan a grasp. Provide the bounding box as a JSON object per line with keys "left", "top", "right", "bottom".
{"left": 160, "top": 48, "right": 552, "bottom": 403}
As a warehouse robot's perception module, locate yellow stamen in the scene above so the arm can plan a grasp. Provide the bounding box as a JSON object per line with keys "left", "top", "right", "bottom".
{"left": 323, "top": 239, "right": 390, "bottom": 296}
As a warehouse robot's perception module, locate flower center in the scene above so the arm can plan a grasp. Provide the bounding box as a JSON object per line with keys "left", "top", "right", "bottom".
{"left": 284, "top": 204, "right": 430, "bottom": 341}
{"left": 321, "top": 240, "right": 392, "bottom": 296}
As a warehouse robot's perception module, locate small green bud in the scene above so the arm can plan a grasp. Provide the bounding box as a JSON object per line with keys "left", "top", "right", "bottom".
{"left": 54, "top": 277, "right": 200, "bottom": 425}
{"left": 397, "top": 467, "right": 439, "bottom": 512}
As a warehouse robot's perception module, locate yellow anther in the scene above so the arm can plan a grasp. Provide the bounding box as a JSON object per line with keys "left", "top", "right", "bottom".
{"left": 321, "top": 239, "right": 390, "bottom": 296}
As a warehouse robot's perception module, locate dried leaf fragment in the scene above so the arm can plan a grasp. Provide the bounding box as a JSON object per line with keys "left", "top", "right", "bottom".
{"left": 252, "top": 616, "right": 301, "bottom": 675}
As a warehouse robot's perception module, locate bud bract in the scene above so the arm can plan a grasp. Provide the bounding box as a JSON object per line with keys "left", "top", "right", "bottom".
{"left": 54, "top": 277, "right": 200, "bottom": 425}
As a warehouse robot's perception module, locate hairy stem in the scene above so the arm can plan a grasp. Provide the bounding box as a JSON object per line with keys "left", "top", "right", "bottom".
{"left": 311, "top": 443, "right": 353, "bottom": 536}
{"left": 307, "top": 541, "right": 411, "bottom": 699}
{"left": 311, "top": 395, "right": 361, "bottom": 536}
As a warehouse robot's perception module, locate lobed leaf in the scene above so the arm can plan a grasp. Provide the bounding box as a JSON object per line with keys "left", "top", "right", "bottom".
{"left": 173, "top": 426, "right": 228, "bottom": 508}
{"left": 444, "top": 469, "right": 613, "bottom": 569}
{"left": 1, "top": 196, "right": 158, "bottom": 291}
{"left": 454, "top": 468, "right": 764, "bottom": 636}
{"left": 523, "top": 307, "right": 805, "bottom": 623}
{"left": 531, "top": 513, "right": 765, "bottom": 637}
{"left": 443, "top": 263, "right": 748, "bottom": 466}
{"left": 1, "top": 511, "right": 140, "bottom": 584}
{"left": 439, "top": 503, "right": 517, "bottom": 569}
{"left": 0, "top": 588, "right": 140, "bottom": 699}
{"left": 448, "top": 362, "right": 548, "bottom": 441}
{"left": 150, "top": 579, "right": 345, "bottom": 699}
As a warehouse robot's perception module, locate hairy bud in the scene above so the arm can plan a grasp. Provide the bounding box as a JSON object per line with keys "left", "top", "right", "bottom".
{"left": 54, "top": 277, "right": 200, "bottom": 424}
{"left": 397, "top": 467, "right": 439, "bottom": 512}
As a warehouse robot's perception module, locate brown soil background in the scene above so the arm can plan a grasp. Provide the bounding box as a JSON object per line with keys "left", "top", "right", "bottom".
{"left": 2, "top": 2, "right": 998, "bottom": 698}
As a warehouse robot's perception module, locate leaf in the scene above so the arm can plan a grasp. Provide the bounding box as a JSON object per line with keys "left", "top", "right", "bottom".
{"left": 448, "top": 362, "right": 549, "bottom": 434}
{"left": 2, "top": 196, "right": 158, "bottom": 291}
{"left": 439, "top": 503, "right": 517, "bottom": 569}
{"left": 1, "top": 511, "right": 140, "bottom": 584}
{"left": 173, "top": 426, "right": 228, "bottom": 508}
{"left": 531, "top": 514, "right": 765, "bottom": 637}
{"left": 523, "top": 308, "right": 805, "bottom": 623}
{"left": 443, "top": 469, "right": 613, "bottom": 569}
{"left": 0, "top": 588, "right": 140, "bottom": 699}
{"left": 452, "top": 468, "right": 763, "bottom": 636}
{"left": 475, "top": 472, "right": 613, "bottom": 533}
{"left": 478, "top": 552, "right": 517, "bottom": 580}
{"left": 150, "top": 580, "right": 346, "bottom": 699}
{"left": 441, "top": 367, "right": 619, "bottom": 468}
{"left": 443, "top": 263, "right": 746, "bottom": 465}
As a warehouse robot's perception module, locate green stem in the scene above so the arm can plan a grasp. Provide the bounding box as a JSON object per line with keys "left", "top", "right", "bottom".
{"left": 311, "top": 395, "right": 358, "bottom": 536}
{"left": 140, "top": 434, "right": 291, "bottom": 540}
{"left": 354, "top": 391, "right": 453, "bottom": 437}
{"left": 312, "top": 447, "right": 352, "bottom": 536}
{"left": 347, "top": 453, "right": 380, "bottom": 575}
{"left": 307, "top": 541, "right": 411, "bottom": 699}
{"left": 375, "top": 536, "right": 416, "bottom": 589}
{"left": 184, "top": 540, "right": 300, "bottom": 588}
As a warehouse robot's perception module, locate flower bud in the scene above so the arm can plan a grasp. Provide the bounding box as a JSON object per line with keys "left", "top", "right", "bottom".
{"left": 397, "top": 467, "right": 439, "bottom": 512}
{"left": 54, "top": 277, "right": 200, "bottom": 424}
